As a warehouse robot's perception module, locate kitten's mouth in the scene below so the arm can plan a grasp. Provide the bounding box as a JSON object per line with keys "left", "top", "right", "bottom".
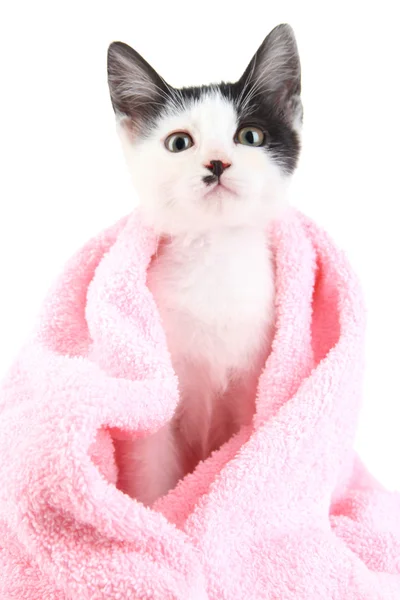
{"left": 203, "top": 181, "right": 237, "bottom": 199}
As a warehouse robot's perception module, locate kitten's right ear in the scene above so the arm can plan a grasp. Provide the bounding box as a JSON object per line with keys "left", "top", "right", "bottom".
{"left": 107, "top": 42, "right": 170, "bottom": 126}
{"left": 238, "top": 24, "right": 302, "bottom": 127}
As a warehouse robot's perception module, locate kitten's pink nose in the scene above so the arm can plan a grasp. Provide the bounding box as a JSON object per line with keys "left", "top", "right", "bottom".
{"left": 205, "top": 160, "right": 231, "bottom": 177}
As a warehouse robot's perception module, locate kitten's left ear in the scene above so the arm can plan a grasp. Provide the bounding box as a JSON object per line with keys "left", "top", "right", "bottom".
{"left": 238, "top": 24, "right": 302, "bottom": 127}
{"left": 107, "top": 42, "right": 171, "bottom": 127}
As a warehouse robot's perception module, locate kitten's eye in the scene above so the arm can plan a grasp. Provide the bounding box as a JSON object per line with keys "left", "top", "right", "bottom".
{"left": 165, "top": 132, "right": 194, "bottom": 152}
{"left": 236, "top": 126, "right": 265, "bottom": 147}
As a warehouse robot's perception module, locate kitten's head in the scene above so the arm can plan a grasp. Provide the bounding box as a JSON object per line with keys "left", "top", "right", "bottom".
{"left": 107, "top": 24, "right": 302, "bottom": 235}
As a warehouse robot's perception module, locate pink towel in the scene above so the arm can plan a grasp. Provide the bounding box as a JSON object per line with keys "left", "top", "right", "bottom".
{"left": 1, "top": 209, "right": 399, "bottom": 600}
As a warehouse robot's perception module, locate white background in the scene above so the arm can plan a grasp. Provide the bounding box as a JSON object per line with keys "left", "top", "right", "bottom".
{"left": 0, "top": 1, "right": 398, "bottom": 489}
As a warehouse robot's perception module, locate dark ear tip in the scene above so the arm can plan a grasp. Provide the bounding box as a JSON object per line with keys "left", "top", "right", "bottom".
{"left": 272, "top": 23, "right": 296, "bottom": 39}
{"left": 107, "top": 42, "right": 137, "bottom": 75}
{"left": 108, "top": 41, "right": 128, "bottom": 50}
{"left": 107, "top": 41, "right": 135, "bottom": 62}
{"left": 107, "top": 42, "right": 120, "bottom": 62}
{"left": 277, "top": 23, "right": 294, "bottom": 30}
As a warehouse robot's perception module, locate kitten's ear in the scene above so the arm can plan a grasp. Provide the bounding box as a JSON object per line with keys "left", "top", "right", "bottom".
{"left": 238, "top": 24, "right": 302, "bottom": 127}
{"left": 107, "top": 42, "right": 170, "bottom": 126}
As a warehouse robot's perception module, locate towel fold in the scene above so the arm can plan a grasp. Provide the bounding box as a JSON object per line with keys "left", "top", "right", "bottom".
{"left": 1, "top": 209, "right": 399, "bottom": 599}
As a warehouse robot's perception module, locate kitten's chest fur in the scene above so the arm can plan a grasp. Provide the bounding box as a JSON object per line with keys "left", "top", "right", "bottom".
{"left": 147, "top": 227, "right": 275, "bottom": 459}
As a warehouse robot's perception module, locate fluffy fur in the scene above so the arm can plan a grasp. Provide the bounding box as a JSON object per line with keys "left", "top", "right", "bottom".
{"left": 108, "top": 24, "right": 302, "bottom": 505}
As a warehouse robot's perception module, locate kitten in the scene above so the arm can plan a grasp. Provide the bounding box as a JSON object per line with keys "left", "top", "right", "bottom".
{"left": 107, "top": 24, "right": 302, "bottom": 506}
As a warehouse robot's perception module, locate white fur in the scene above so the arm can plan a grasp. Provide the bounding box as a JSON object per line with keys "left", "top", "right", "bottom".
{"left": 116, "top": 91, "right": 292, "bottom": 505}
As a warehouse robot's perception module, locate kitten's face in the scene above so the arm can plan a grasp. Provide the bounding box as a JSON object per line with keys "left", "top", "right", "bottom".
{"left": 108, "top": 24, "right": 302, "bottom": 236}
